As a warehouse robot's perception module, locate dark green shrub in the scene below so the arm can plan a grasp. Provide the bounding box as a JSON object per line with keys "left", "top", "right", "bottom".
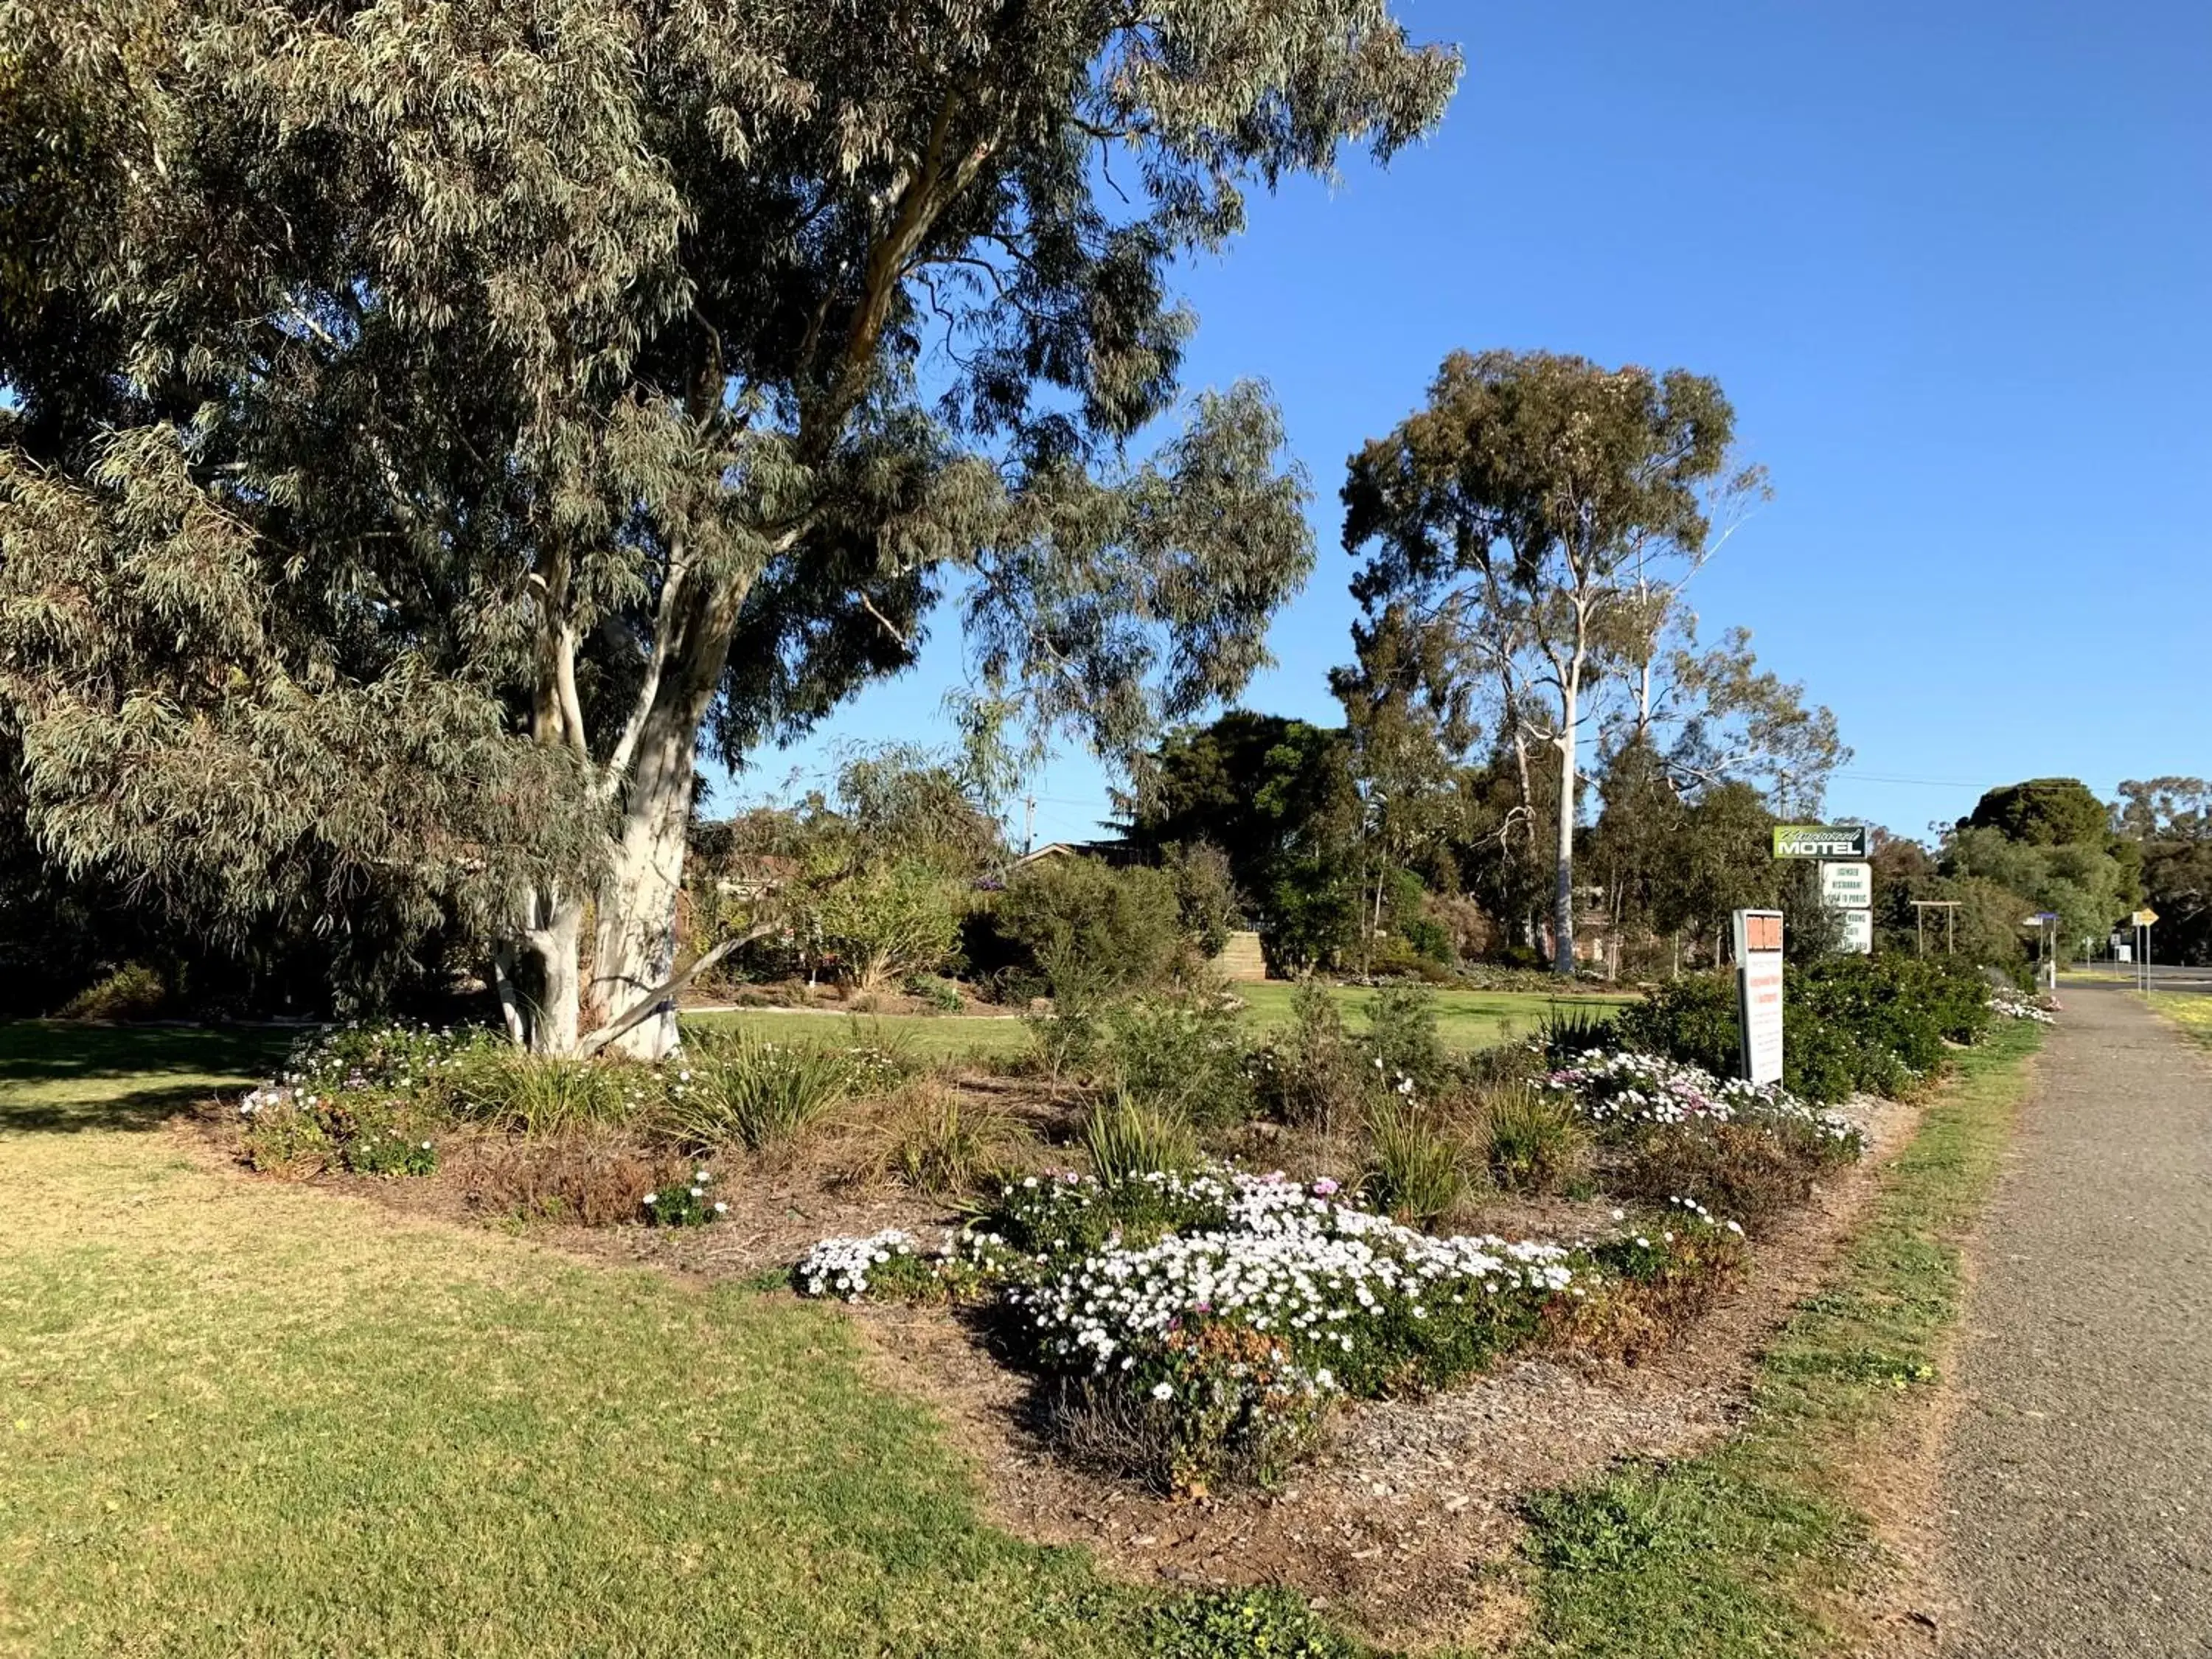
{"left": 56, "top": 962, "right": 168, "bottom": 1021}
{"left": 1251, "top": 982, "right": 1370, "bottom": 1130}
{"left": 1360, "top": 984, "right": 1449, "bottom": 1095}
{"left": 990, "top": 856, "right": 1184, "bottom": 997}
{"left": 1613, "top": 974, "right": 1740, "bottom": 1076}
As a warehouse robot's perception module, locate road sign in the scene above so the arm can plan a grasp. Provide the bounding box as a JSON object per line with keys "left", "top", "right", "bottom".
{"left": 1731, "top": 908, "right": 1785, "bottom": 1085}
{"left": 1835, "top": 908, "right": 1874, "bottom": 954}
{"left": 1772, "top": 824, "right": 1869, "bottom": 860}
{"left": 2134, "top": 908, "right": 2160, "bottom": 926}
{"left": 1818, "top": 860, "right": 1873, "bottom": 908}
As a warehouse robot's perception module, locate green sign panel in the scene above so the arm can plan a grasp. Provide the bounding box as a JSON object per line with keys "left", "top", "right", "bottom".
{"left": 1771, "top": 824, "right": 1868, "bottom": 860}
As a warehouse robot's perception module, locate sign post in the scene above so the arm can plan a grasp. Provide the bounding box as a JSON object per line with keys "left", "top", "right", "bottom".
{"left": 1775, "top": 829, "right": 1873, "bottom": 955}
{"left": 2132, "top": 907, "right": 2159, "bottom": 992}
{"left": 1732, "top": 908, "right": 1786, "bottom": 1085}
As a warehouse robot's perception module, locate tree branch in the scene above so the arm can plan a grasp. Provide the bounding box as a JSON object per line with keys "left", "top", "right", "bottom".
{"left": 576, "top": 921, "right": 777, "bottom": 1056}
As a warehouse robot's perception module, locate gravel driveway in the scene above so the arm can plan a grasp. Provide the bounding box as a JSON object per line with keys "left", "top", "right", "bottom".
{"left": 1935, "top": 980, "right": 2212, "bottom": 1656}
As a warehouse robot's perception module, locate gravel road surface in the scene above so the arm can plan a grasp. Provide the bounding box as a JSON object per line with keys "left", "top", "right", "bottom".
{"left": 1935, "top": 980, "right": 2212, "bottom": 1656}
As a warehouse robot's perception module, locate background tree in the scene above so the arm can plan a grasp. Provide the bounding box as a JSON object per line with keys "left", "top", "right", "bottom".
{"left": 1965, "top": 779, "right": 2111, "bottom": 847}
{"left": 2112, "top": 777, "right": 2212, "bottom": 965}
{"left": 1124, "top": 711, "right": 1362, "bottom": 968}
{"left": 0, "top": 0, "right": 1457, "bottom": 1054}
{"left": 1341, "top": 349, "right": 1750, "bottom": 973}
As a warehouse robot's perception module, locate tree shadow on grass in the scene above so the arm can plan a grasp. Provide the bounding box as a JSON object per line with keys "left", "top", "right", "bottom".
{"left": 0, "top": 1022, "right": 290, "bottom": 1136}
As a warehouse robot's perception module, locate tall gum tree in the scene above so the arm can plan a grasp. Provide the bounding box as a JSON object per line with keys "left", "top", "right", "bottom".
{"left": 1340, "top": 349, "right": 1793, "bottom": 974}
{"left": 0, "top": 0, "right": 1459, "bottom": 1052}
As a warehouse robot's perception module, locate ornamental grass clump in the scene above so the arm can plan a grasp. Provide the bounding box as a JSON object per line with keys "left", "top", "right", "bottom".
{"left": 668, "top": 1036, "right": 860, "bottom": 1151}
{"left": 1360, "top": 1096, "right": 1464, "bottom": 1228}
{"left": 1478, "top": 1085, "right": 1590, "bottom": 1195}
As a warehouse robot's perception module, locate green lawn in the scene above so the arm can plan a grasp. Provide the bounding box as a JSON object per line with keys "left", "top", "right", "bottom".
{"left": 2146, "top": 991, "right": 2212, "bottom": 1051}
{"left": 0, "top": 1023, "right": 1148, "bottom": 1658}
{"left": 1516, "top": 1019, "right": 2046, "bottom": 1658}
{"left": 688, "top": 981, "right": 1631, "bottom": 1062}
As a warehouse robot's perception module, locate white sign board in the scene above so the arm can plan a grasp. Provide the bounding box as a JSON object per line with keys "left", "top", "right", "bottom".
{"left": 1819, "top": 861, "right": 1873, "bottom": 909}
{"left": 1731, "top": 908, "right": 1786, "bottom": 1086}
{"left": 1835, "top": 908, "right": 1874, "bottom": 954}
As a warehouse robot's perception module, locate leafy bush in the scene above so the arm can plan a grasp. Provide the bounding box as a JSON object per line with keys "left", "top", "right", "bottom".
{"left": 641, "top": 1166, "right": 726, "bottom": 1226}
{"left": 1250, "top": 982, "right": 1370, "bottom": 1132}
{"left": 1361, "top": 1098, "right": 1464, "bottom": 1228}
{"left": 1145, "top": 1589, "right": 1363, "bottom": 1659}
{"left": 991, "top": 856, "right": 1184, "bottom": 998}
{"left": 1100, "top": 984, "right": 1256, "bottom": 1127}
{"left": 1160, "top": 840, "right": 1243, "bottom": 959}
{"left": 55, "top": 962, "right": 168, "bottom": 1021}
{"left": 1613, "top": 975, "right": 1740, "bottom": 1077}
{"left": 1610, "top": 956, "right": 1993, "bottom": 1105}
{"left": 811, "top": 858, "right": 964, "bottom": 991}
{"left": 1478, "top": 1087, "right": 1589, "bottom": 1195}
{"left": 1360, "top": 984, "right": 1449, "bottom": 1096}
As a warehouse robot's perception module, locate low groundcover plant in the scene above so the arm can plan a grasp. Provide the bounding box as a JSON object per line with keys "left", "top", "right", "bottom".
{"left": 795, "top": 1166, "right": 1743, "bottom": 1491}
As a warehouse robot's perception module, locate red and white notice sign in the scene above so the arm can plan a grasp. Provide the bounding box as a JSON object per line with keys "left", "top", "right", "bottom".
{"left": 1732, "top": 908, "right": 1785, "bottom": 1086}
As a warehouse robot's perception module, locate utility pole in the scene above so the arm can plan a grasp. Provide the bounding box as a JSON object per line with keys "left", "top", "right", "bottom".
{"left": 1021, "top": 794, "right": 1036, "bottom": 857}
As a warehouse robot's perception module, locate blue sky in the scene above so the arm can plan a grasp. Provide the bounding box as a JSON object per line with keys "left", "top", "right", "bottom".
{"left": 726, "top": 0, "right": 2212, "bottom": 849}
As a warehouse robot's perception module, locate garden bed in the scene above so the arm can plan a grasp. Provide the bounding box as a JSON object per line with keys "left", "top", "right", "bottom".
{"left": 830, "top": 1090, "right": 1914, "bottom": 1652}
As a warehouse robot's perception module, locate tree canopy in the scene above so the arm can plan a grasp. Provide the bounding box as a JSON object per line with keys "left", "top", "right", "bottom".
{"left": 0, "top": 0, "right": 1459, "bottom": 1045}
{"left": 1965, "top": 779, "right": 2110, "bottom": 849}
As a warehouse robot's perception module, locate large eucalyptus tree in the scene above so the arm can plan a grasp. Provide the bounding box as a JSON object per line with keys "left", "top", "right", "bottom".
{"left": 0, "top": 0, "right": 1458, "bottom": 1051}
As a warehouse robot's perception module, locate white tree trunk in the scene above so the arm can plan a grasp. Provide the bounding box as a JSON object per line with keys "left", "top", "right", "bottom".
{"left": 591, "top": 756, "right": 692, "bottom": 1061}
{"left": 1551, "top": 682, "right": 1579, "bottom": 975}
{"left": 501, "top": 892, "right": 585, "bottom": 1054}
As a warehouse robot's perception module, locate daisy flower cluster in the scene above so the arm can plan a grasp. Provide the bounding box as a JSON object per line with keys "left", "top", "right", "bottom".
{"left": 1006, "top": 1169, "right": 1579, "bottom": 1402}
{"left": 1988, "top": 990, "right": 2057, "bottom": 1024}
{"left": 1543, "top": 1049, "right": 1862, "bottom": 1152}
{"left": 796, "top": 1229, "right": 923, "bottom": 1299}
{"left": 641, "top": 1168, "right": 728, "bottom": 1227}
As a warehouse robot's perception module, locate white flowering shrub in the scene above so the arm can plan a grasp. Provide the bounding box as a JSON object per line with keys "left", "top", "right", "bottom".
{"left": 641, "top": 1169, "right": 728, "bottom": 1227}
{"left": 1988, "top": 990, "right": 2057, "bottom": 1024}
{"left": 796, "top": 1165, "right": 1746, "bottom": 1490}
{"left": 1543, "top": 1049, "right": 1863, "bottom": 1158}
{"left": 796, "top": 1230, "right": 933, "bottom": 1300}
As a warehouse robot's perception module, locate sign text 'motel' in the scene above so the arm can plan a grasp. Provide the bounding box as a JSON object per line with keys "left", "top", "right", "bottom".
{"left": 1770, "top": 824, "right": 1869, "bottom": 860}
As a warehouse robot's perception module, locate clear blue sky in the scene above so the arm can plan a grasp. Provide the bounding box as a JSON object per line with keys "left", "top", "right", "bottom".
{"left": 727, "top": 0, "right": 2212, "bottom": 849}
